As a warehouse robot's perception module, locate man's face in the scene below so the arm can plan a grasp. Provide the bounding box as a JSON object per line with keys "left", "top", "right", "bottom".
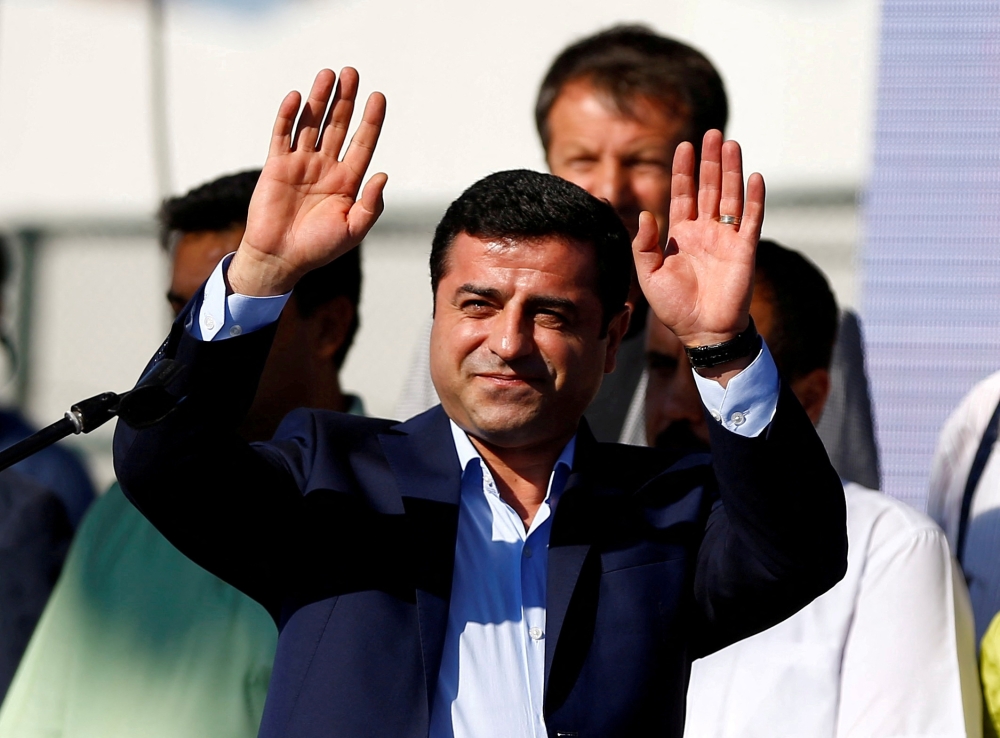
{"left": 430, "top": 232, "right": 627, "bottom": 449}
{"left": 545, "top": 78, "right": 687, "bottom": 240}
{"left": 644, "top": 318, "right": 711, "bottom": 453}
{"left": 168, "top": 227, "right": 245, "bottom": 314}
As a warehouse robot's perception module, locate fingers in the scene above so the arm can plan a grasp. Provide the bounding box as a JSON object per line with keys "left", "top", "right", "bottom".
{"left": 697, "top": 130, "right": 723, "bottom": 220}
{"left": 319, "top": 67, "right": 359, "bottom": 159}
{"left": 348, "top": 172, "right": 388, "bottom": 238}
{"left": 269, "top": 91, "right": 302, "bottom": 158}
{"left": 740, "top": 172, "right": 766, "bottom": 243}
{"left": 631, "top": 211, "right": 663, "bottom": 282}
{"left": 719, "top": 140, "right": 745, "bottom": 223}
{"left": 342, "top": 91, "right": 387, "bottom": 180}
{"left": 292, "top": 69, "right": 336, "bottom": 152}
{"left": 669, "top": 142, "right": 697, "bottom": 225}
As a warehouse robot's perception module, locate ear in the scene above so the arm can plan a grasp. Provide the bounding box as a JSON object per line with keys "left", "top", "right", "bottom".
{"left": 305, "top": 295, "right": 356, "bottom": 364}
{"left": 603, "top": 306, "right": 632, "bottom": 374}
{"left": 790, "top": 368, "right": 831, "bottom": 425}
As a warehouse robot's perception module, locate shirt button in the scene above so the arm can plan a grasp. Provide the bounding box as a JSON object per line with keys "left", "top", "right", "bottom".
{"left": 204, "top": 314, "right": 215, "bottom": 330}
{"left": 528, "top": 627, "right": 543, "bottom": 641}
{"left": 523, "top": 546, "right": 533, "bottom": 558}
{"left": 710, "top": 409, "right": 722, "bottom": 422}
{"left": 731, "top": 411, "right": 746, "bottom": 426}
{"left": 229, "top": 325, "right": 243, "bottom": 337}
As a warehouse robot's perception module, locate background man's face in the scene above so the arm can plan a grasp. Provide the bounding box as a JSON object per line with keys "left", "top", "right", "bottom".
{"left": 646, "top": 282, "right": 832, "bottom": 449}
{"left": 644, "top": 318, "right": 711, "bottom": 452}
{"left": 429, "top": 232, "right": 625, "bottom": 448}
{"left": 545, "top": 78, "right": 686, "bottom": 241}
{"left": 168, "top": 226, "right": 245, "bottom": 315}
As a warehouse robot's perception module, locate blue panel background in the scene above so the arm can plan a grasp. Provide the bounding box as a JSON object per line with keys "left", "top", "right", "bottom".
{"left": 863, "top": 0, "right": 1000, "bottom": 507}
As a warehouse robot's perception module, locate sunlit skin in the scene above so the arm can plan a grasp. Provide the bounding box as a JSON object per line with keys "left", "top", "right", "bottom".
{"left": 545, "top": 78, "right": 687, "bottom": 242}
{"left": 429, "top": 233, "right": 628, "bottom": 525}
{"left": 223, "top": 69, "right": 765, "bottom": 530}
{"left": 170, "top": 226, "right": 353, "bottom": 441}
{"left": 645, "top": 279, "right": 832, "bottom": 446}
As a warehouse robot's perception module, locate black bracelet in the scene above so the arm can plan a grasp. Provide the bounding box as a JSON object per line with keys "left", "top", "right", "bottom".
{"left": 684, "top": 317, "right": 761, "bottom": 369}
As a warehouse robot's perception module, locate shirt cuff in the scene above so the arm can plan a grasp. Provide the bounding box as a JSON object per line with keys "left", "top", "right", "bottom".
{"left": 692, "top": 340, "right": 780, "bottom": 437}
{"left": 187, "top": 253, "right": 291, "bottom": 341}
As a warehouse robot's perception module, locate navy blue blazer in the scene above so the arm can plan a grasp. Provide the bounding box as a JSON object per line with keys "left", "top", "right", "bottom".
{"left": 114, "top": 314, "right": 847, "bottom": 738}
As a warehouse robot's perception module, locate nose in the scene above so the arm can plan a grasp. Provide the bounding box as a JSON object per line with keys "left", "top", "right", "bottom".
{"left": 487, "top": 307, "right": 534, "bottom": 363}
{"left": 590, "top": 159, "right": 635, "bottom": 212}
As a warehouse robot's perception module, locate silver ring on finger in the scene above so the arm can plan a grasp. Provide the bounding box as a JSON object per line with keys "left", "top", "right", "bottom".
{"left": 719, "top": 214, "right": 741, "bottom": 226}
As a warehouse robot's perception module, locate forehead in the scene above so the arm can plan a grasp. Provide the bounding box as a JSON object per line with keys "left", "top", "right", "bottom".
{"left": 170, "top": 228, "right": 244, "bottom": 293}
{"left": 441, "top": 232, "right": 600, "bottom": 296}
{"left": 546, "top": 79, "right": 688, "bottom": 148}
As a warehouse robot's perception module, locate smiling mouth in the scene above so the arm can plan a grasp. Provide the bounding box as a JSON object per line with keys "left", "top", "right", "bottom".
{"left": 476, "top": 373, "right": 543, "bottom": 386}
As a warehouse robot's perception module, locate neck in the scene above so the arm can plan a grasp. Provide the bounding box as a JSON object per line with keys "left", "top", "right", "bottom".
{"left": 469, "top": 429, "right": 575, "bottom": 530}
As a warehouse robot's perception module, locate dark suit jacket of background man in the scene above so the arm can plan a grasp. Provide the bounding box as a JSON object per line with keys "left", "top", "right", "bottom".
{"left": 113, "top": 299, "right": 848, "bottom": 738}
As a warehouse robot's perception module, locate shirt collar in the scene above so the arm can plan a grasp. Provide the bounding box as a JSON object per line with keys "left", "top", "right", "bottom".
{"left": 448, "top": 420, "right": 576, "bottom": 502}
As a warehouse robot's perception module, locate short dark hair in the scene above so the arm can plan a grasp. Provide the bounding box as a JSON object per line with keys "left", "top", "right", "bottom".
{"left": 535, "top": 25, "right": 728, "bottom": 157}
{"left": 754, "top": 240, "right": 839, "bottom": 381}
{"left": 158, "top": 170, "right": 261, "bottom": 249}
{"left": 160, "top": 169, "right": 362, "bottom": 367}
{"left": 430, "top": 169, "right": 632, "bottom": 333}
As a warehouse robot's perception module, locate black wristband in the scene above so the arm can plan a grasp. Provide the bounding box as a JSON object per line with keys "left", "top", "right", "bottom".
{"left": 684, "top": 317, "right": 761, "bottom": 369}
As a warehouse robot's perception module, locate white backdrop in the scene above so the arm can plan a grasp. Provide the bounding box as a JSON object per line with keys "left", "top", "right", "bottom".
{"left": 0, "top": 0, "right": 879, "bottom": 212}
{"left": 0, "top": 0, "right": 879, "bottom": 488}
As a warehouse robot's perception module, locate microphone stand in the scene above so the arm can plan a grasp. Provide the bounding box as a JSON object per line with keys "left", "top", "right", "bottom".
{"left": 0, "top": 359, "right": 185, "bottom": 474}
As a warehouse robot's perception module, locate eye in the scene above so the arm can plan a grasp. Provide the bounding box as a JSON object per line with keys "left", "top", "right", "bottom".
{"left": 566, "top": 155, "right": 597, "bottom": 170}
{"left": 461, "top": 299, "right": 495, "bottom": 316}
{"left": 535, "top": 310, "right": 568, "bottom": 329}
{"left": 629, "top": 159, "right": 670, "bottom": 174}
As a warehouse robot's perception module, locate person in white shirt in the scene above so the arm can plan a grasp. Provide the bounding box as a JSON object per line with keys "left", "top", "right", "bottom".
{"left": 642, "top": 240, "right": 980, "bottom": 738}
{"left": 929, "top": 371, "right": 1000, "bottom": 646}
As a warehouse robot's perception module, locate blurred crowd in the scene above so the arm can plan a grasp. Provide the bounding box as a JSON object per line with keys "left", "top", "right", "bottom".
{"left": 0, "top": 22, "right": 994, "bottom": 738}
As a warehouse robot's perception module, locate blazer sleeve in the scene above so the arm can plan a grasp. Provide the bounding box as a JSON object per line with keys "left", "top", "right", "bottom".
{"left": 692, "top": 381, "right": 848, "bottom": 656}
{"left": 113, "top": 303, "right": 315, "bottom": 621}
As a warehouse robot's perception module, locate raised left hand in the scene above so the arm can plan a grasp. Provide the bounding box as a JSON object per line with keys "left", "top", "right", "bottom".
{"left": 632, "top": 130, "right": 764, "bottom": 348}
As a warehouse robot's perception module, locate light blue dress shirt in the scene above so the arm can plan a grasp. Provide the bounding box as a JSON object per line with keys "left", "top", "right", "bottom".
{"left": 192, "top": 254, "right": 783, "bottom": 735}
{"left": 427, "top": 423, "right": 575, "bottom": 738}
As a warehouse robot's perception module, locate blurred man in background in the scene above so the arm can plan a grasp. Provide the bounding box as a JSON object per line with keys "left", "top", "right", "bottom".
{"left": 928, "top": 354, "right": 1000, "bottom": 738}
{"left": 643, "top": 240, "right": 978, "bottom": 737}
{"left": 0, "top": 468, "right": 71, "bottom": 701}
{"left": 395, "top": 24, "right": 882, "bottom": 490}
{"left": 0, "top": 170, "right": 365, "bottom": 738}
{"left": 0, "top": 236, "right": 96, "bottom": 527}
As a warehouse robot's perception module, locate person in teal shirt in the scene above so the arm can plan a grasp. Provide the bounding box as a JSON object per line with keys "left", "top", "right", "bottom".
{"left": 0, "top": 171, "right": 366, "bottom": 737}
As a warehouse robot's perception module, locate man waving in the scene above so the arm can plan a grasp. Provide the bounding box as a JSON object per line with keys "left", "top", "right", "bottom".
{"left": 114, "top": 68, "right": 846, "bottom": 738}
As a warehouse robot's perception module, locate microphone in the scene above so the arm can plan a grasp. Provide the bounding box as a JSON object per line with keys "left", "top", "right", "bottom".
{"left": 0, "top": 359, "right": 186, "bottom": 473}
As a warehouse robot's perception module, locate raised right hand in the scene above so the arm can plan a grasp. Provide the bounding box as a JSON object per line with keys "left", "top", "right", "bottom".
{"left": 228, "top": 68, "right": 387, "bottom": 297}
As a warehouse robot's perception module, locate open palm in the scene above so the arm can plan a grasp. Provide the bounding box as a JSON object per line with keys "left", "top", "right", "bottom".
{"left": 230, "top": 68, "right": 387, "bottom": 297}
{"left": 633, "top": 130, "right": 765, "bottom": 348}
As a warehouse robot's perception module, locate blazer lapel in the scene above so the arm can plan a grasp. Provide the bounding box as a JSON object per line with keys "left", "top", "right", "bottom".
{"left": 545, "top": 422, "right": 602, "bottom": 700}
{"left": 378, "top": 406, "right": 462, "bottom": 714}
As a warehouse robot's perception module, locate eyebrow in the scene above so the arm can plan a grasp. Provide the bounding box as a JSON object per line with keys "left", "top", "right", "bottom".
{"left": 457, "top": 284, "right": 504, "bottom": 302}
{"left": 456, "top": 284, "right": 579, "bottom": 316}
